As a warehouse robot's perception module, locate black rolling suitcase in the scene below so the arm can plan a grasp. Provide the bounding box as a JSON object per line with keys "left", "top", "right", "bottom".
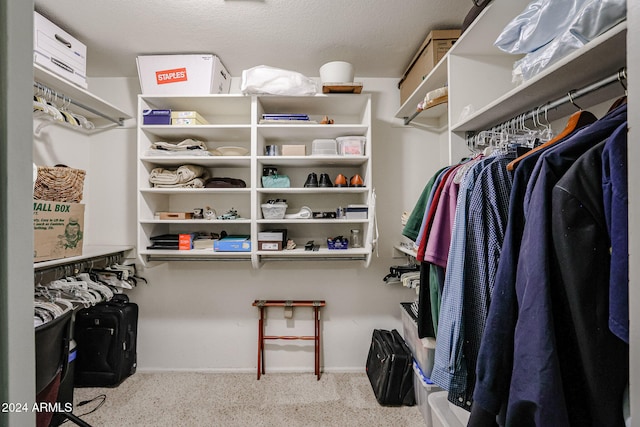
{"left": 366, "top": 329, "right": 415, "bottom": 406}
{"left": 74, "top": 294, "right": 138, "bottom": 387}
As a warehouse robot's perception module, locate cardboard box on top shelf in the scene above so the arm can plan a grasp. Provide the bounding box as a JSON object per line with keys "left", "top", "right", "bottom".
{"left": 34, "top": 11, "right": 88, "bottom": 89}
{"left": 137, "top": 54, "right": 231, "bottom": 95}
{"left": 398, "top": 29, "right": 461, "bottom": 105}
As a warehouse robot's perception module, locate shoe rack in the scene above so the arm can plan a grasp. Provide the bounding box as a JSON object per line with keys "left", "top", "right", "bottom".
{"left": 137, "top": 93, "right": 374, "bottom": 267}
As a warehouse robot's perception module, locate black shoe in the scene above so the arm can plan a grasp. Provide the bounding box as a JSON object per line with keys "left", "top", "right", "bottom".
{"left": 304, "top": 172, "right": 318, "bottom": 188}
{"left": 318, "top": 173, "right": 333, "bottom": 187}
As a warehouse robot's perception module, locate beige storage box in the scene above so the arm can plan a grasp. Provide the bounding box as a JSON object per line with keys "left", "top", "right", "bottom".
{"left": 34, "top": 12, "right": 88, "bottom": 89}
{"left": 398, "top": 29, "right": 461, "bottom": 105}
{"left": 137, "top": 54, "right": 231, "bottom": 95}
{"left": 34, "top": 201, "right": 85, "bottom": 262}
{"left": 281, "top": 145, "right": 306, "bottom": 156}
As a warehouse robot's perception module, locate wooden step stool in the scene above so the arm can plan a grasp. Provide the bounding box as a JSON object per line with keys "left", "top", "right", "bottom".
{"left": 252, "top": 300, "right": 326, "bottom": 380}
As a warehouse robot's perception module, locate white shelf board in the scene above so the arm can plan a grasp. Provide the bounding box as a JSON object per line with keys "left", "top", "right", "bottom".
{"left": 257, "top": 93, "right": 371, "bottom": 115}
{"left": 34, "top": 64, "right": 132, "bottom": 129}
{"left": 395, "top": 58, "right": 449, "bottom": 121}
{"left": 140, "top": 219, "right": 251, "bottom": 225}
{"left": 257, "top": 247, "right": 370, "bottom": 257}
{"left": 140, "top": 156, "right": 250, "bottom": 167}
{"left": 140, "top": 249, "right": 251, "bottom": 259}
{"left": 257, "top": 155, "right": 368, "bottom": 167}
{"left": 139, "top": 94, "right": 252, "bottom": 117}
{"left": 452, "top": 21, "right": 627, "bottom": 133}
{"left": 393, "top": 244, "right": 417, "bottom": 258}
{"left": 257, "top": 218, "right": 369, "bottom": 225}
{"left": 258, "top": 124, "right": 368, "bottom": 140}
{"left": 140, "top": 188, "right": 251, "bottom": 195}
{"left": 257, "top": 187, "right": 368, "bottom": 194}
{"left": 140, "top": 125, "right": 252, "bottom": 141}
{"left": 34, "top": 245, "right": 134, "bottom": 270}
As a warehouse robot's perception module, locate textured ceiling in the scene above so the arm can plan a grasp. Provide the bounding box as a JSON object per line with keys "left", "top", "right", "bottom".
{"left": 34, "top": 0, "right": 471, "bottom": 80}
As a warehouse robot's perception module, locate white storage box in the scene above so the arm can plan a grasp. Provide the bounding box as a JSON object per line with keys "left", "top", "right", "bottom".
{"left": 336, "top": 136, "right": 366, "bottom": 156}
{"left": 34, "top": 12, "right": 87, "bottom": 89}
{"left": 345, "top": 204, "right": 369, "bottom": 220}
{"left": 261, "top": 202, "right": 288, "bottom": 219}
{"left": 401, "top": 303, "right": 436, "bottom": 377}
{"left": 414, "top": 361, "right": 442, "bottom": 427}
{"left": 137, "top": 54, "right": 231, "bottom": 95}
{"left": 312, "top": 139, "right": 337, "bottom": 155}
{"left": 429, "top": 391, "right": 469, "bottom": 427}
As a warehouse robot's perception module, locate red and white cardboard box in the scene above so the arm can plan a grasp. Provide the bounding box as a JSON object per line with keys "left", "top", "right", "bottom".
{"left": 136, "top": 54, "right": 231, "bottom": 95}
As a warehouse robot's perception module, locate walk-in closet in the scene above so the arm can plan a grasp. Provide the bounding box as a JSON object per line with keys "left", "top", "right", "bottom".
{"left": 1, "top": 0, "right": 638, "bottom": 426}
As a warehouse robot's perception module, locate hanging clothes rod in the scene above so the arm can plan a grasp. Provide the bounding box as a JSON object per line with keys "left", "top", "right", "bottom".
{"left": 470, "top": 67, "right": 627, "bottom": 138}
{"left": 34, "top": 251, "right": 126, "bottom": 285}
{"left": 33, "top": 81, "right": 125, "bottom": 126}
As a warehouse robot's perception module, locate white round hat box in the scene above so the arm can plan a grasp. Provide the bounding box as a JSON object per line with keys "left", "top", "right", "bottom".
{"left": 319, "top": 61, "right": 355, "bottom": 83}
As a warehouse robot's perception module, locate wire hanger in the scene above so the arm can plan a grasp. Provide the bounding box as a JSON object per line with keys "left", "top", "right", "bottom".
{"left": 567, "top": 90, "right": 582, "bottom": 111}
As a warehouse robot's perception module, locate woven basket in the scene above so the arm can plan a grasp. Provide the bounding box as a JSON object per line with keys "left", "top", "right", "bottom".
{"left": 33, "top": 165, "right": 86, "bottom": 203}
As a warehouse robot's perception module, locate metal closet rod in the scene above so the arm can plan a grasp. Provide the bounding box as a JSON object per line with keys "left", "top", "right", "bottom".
{"left": 34, "top": 251, "right": 126, "bottom": 285}
{"left": 481, "top": 67, "right": 627, "bottom": 134}
{"left": 33, "top": 81, "right": 124, "bottom": 126}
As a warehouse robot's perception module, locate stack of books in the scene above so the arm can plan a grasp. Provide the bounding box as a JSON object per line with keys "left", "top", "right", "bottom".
{"left": 259, "top": 114, "right": 316, "bottom": 124}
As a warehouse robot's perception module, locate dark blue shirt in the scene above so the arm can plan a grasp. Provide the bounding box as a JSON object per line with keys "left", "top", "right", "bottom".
{"left": 602, "top": 124, "right": 629, "bottom": 343}
{"left": 508, "top": 104, "right": 626, "bottom": 426}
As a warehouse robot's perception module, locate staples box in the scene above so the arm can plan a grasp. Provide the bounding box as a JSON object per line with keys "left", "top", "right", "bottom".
{"left": 142, "top": 109, "right": 172, "bottom": 125}
{"left": 33, "top": 201, "right": 85, "bottom": 262}
{"left": 34, "top": 12, "right": 88, "bottom": 89}
{"left": 137, "top": 54, "right": 231, "bottom": 95}
{"left": 398, "top": 29, "right": 460, "bottom": 104}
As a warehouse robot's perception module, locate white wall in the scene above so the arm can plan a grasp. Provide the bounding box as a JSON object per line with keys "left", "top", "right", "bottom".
{"left": 33, "top": 77, "right": 443, "bottom": 372}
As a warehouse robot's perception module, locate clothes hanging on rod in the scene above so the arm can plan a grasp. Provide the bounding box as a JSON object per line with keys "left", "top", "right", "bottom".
{"left": 401, "top": 69, "right": 629, "bottom": 426}
{"left": 33, "top": 80, "right": 124, "bottom": 128}
{"left": 469, "top": 102, "right": 628, "bottom": 427}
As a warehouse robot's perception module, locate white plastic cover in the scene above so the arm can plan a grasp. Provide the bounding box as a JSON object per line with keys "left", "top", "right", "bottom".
{"left": 241, "top": 65, "right": 317, "bottom": 95}
{"left": 498, "top": 0, "right": 626, "bottom": 83}
{"left": 495, "top": 0, "right": 626, "bottom": 54}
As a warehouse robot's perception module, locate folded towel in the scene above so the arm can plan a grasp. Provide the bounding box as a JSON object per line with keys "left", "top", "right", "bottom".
{"left": 151, "top": 138, "right": 208, "bottom": 151}
{"left": 152, "top": 177, "right": 207, "bottom": 188}
{"left": 149, "top": 164, "right": 207, "bottom": 185}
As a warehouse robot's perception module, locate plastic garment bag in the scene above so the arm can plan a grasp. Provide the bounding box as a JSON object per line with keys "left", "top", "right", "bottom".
{"left": 495, "top": 0, "right": 626, "bottom": 55}
{"left": 241, "top": 65, "right": 317, "bottom": 95}
{"left": 499, "top": 0, "right": 626, "bottom": 83}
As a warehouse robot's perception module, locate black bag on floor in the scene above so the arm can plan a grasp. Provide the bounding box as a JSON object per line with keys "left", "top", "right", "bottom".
{"left": 366, "top": 328, "right": 415, "bottom": 406}
{"left": 74, "top": 294, "right": 138, "bottom": 387}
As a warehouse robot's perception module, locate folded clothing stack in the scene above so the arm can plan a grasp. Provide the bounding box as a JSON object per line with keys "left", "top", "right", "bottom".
{"left": 149, "top": 164, "right": 209, "bottom": 188}
{"left": 146, "top": 138, "right": 211, "bottom": 157}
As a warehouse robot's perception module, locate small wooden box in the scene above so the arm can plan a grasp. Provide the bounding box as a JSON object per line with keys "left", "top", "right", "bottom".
{"left": 282, "top": 145, "right": 306, "bottom": 156}
{"left": 158, "top": 212, "right": 193, "bottom": 220}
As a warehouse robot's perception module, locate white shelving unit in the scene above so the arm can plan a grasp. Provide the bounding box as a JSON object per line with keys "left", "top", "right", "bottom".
{"left": 395, "top": 0, "right": 628, "bottom": 164}
{"left": 137, "top": 93, "right": 374, "bottom": 267}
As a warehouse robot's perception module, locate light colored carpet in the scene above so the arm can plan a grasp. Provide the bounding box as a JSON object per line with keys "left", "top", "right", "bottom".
{"left": 72, "top": 372, "right": 427, "bottom": 427}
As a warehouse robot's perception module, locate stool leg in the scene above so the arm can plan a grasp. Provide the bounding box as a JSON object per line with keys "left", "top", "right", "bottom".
{"left": 257, "top": 307, "right": 264, "bottom": 380}
{"left": 315, "top": 306, "right": 320, "bottom": 380}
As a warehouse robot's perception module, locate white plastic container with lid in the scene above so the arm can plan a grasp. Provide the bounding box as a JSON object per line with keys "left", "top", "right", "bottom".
{"left": 311, "top": 139, "right": 337, "bottom": 155}
{"left": 336, "top": 136, "right": 366, "bottom": 156}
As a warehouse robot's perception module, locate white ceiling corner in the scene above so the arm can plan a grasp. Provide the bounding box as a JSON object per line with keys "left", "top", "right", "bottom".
{"left": 34, "top": 0, "right": 471, "bottom": 80}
